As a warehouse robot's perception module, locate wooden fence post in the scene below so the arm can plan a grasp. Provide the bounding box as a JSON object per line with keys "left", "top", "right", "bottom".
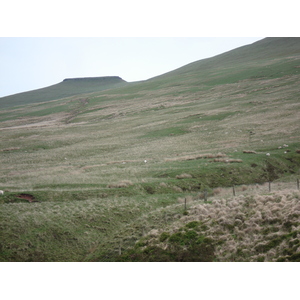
{"left": 204, "top": 190, "right": 208, "bottom": 202}
{"left": 184, "top": 198, "right": 187, "bottom": 211}
{"left": 119, "top": 241, "right": 122, "bottom": 256}
{"left": 297, "top": 179, "right": 299, "bottom": 190}
{"left": 269, "top": 181, "right": 271, "bottom": 192}
{"left": 232, "top": 185, "right": 236, "bottom": 196}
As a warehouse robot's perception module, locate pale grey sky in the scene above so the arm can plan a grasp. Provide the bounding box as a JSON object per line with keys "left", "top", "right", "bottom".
{"left": 0, "top": 37, "right": 263, "bottom": 97}
{"left": 1, "top": 1, "right": 296, "bottom": 98}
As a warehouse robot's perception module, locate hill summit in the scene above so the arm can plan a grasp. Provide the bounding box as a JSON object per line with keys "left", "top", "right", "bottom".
{"left": 62, "top": 76, "right": 125, "bottom": 83}
{"left": 0, "top": 76, "right": 127, "bottom": 108}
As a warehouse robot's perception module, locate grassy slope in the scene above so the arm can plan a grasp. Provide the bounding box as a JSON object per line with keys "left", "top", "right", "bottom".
{"left": 0, "top": 76, "right": 128, "bottom": 109}
{"left": 1, "top": 37, "right": 300, "bottom": 261}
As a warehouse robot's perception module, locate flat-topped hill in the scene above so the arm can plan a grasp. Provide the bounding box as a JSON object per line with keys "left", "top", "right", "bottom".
{"left": 1, "top": 38, "right": 300, "bottom": 262}
{"left": 0, "top": 76, "right": 127, "bottom": 108}
{"left": 62, "top": 76, "right": 124, "bottom": 83}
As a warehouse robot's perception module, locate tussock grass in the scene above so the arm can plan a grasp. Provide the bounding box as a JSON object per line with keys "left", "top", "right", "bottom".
{"left": 1, "top": 38, "right": 300, "bottom": 261}
{"left": 165, "top": 153, "right": 227, "bottom": 162}
{"left": 176, "top": 173, "right": 193, "bottom": 179}
{"left": 213, "top": 158, "right": 243, "bottom": 163}
{"left": 107, "top": 180, "right": 133, "bottom": 188}
{"left": 120, "top": 189, "right": 300, "bottom": 262}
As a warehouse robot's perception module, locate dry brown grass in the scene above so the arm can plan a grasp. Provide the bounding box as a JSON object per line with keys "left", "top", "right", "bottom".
{"left": 213, "top": 158, "right": 243, "bottom": 163}
{"left": 138, "top": 189, "right": 300, "bottom": 262}
{"left": 243, "top": 150, "right": 257, "bottom": 154}
{"left": 177, "top": 195, "right": 194, "bottom": 204}
{"left": 165, "top": 153, "right": 227, "bottom": 162}
{"left": 0, "top": 147, "right": 21, "bottom": 152}
{"left": 241, "top": 185, "right": 248, "bottom": 191}
{"left": 173, "top": 186, "right": 183, "bottom": 193}
{"left": 213, "top": 187, "right": 222, "bottom": 195}
{"left": 176, "top": 173, "right": 193, "bottom": 179}
{"left": 107, "top": 180, "right": 133, "bottom": 188}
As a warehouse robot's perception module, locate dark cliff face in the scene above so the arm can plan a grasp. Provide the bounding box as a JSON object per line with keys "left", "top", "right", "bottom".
{"left": 62, "top": 76, "right": 126, "bottom": 83}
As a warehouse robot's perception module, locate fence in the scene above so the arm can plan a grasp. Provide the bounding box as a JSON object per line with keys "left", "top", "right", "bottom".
{"left": 183, "top": 178, "right": 300, "bottom": 205}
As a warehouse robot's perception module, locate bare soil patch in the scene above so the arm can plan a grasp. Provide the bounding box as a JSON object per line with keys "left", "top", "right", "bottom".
{"left": 16, "top": 194, "right": 38, "bottom": 203}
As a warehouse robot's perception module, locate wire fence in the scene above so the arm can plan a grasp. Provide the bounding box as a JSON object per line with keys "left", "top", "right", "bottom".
{"left": 94, "top": 179, "right": 300, "bottom": 261}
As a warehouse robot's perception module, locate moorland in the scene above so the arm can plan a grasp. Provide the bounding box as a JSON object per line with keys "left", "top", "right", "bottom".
{"left": 0, "top": 37, "right": 300, "bottom": 261}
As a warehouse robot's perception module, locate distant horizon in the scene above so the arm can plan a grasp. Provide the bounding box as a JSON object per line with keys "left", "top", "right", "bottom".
{"left": 0, "top": 37, "right": 263, "bottom": 98}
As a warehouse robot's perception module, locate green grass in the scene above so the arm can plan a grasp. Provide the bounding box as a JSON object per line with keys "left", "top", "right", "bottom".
{"left": 116, "top": 190, "right": 300, "bottom": 262}
{"left": 140, "top": 127, "right": 188, "bottom": 139}
{"left": 1, "top": 37, "right": 300, "bottom": 261}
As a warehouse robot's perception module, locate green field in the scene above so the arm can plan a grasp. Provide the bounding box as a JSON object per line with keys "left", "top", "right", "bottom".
{"left": 1, "top": 37, "right": 300, "bottom": 261}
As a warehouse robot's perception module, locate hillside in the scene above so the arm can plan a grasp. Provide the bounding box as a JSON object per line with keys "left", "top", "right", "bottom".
{"left": 0, "top": 76, "right": 127, "bottom": 108}
{"left": 1, "top": 37, "right": 300, "bottom": 262}
{"left": 145, "top": 37, "right": 300, "bottom": 87}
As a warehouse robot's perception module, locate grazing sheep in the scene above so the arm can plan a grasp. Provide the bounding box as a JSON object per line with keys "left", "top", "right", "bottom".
{"left": 266, "top": 153, "right": 270, "bottom": 156}
{"left": 0, "top": 190, "right": 4, "bottom": 195}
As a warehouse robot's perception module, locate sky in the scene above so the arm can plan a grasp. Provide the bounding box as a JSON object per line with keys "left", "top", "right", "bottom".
{"left": 0, "top": 37, "right": 264, "bottom": 97}
{"left": 1, "top": 1, "right": 297, "bottom": 98}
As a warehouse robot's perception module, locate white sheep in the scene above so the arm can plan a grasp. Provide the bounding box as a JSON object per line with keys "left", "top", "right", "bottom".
{"left": 0, "top": 190, "right": 4, "bottom": 195}
{"left": 266, "top": 153, "right": 270, "bottom": 156}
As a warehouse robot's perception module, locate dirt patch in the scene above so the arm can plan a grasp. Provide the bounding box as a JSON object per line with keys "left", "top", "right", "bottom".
{"left": 80, "top": 98, "right": 89, "bottom": 105}
{"left": 213, "top": 158, "right": 243, "bottom": 163}
{"left": 16, "top": 194, "right": 39, "bottom": 203}
{"left": 0, "top": 147, "right": 21, "bottom": 152}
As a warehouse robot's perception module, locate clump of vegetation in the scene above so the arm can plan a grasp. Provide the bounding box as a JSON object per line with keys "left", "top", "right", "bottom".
{"left": 118, "top": 190, "right": 300, "bottom": 262}
{"left": 176, "top": 173, "right": 193, "bottom": 179}
{"left": 213, "top": 158, "right": 243, "bottom": 163}
{"left": 107, "top": 180, "right": 133, "bottom": 188}
{"left": 119, "top": 224, "right": 216, "bottom": 262}
{"left": 213, "top": 188, "right": 222, "bottom": 195}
